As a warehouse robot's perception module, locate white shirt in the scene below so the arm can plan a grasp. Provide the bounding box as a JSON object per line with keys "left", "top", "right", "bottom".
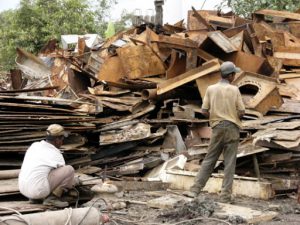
{"left": 18, "top": 140, "right": 65, "bottom": 199}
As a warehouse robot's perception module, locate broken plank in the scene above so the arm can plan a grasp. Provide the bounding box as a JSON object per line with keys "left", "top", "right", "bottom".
{"left": 157, "top": 60, "right": 220, "bottom": 95}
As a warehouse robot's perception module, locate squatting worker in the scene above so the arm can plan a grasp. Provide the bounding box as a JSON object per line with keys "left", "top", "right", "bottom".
{"left": 184, "top": 61, "right": 245, "bottom": 203}
{"left": 18, "top": 124, "right": 74, "bottom": 208}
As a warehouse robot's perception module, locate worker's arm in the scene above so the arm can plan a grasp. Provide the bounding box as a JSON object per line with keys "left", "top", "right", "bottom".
{"left": 236, "top": 89, "right": 245, "bottom": 119}
{"left": 201, "top": 88, "right": 210, "bottom": 118}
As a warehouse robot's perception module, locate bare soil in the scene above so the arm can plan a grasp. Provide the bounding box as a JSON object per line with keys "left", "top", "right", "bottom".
{"left": 105, "top": 191, "right": 300, "bottom": 225}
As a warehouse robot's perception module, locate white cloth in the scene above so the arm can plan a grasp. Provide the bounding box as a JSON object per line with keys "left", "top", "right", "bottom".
{"left": 18, "top": 140, "right": 65, "bottom": 199}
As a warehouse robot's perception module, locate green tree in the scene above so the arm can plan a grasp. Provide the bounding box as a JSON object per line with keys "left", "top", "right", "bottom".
{"left": 114, "top": 10, "right": 135, "bottom": 33}
{"left": 218, "top": 0, "right": 300, "bottom": 18}
{"left": 0, "top": 0, "right": 116, "bottom": 71}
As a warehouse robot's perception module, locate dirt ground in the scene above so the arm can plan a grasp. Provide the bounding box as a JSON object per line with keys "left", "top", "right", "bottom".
{"left": 104, "top": 191, "right": 300, "bottom": 225}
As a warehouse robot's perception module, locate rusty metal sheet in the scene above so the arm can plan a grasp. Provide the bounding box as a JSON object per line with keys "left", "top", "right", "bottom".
{"left": 254, "top": 9, "right": 300, "bottom": 21}
{"left": 223, "top": 51, "right": 274, "bottom": 76}
{"left": 100, "top": 123, "right": 151, "bottom": 145}
{"left": 166, "top": 50, "right": 186, "bottom": 79}
{"left": 10, "top": 69, "right": 23, "bottom": 90}
{"left": 270, "top": 98, "right": 300, "bottom": 114}
{"left": 229, "top": 31, "right": 244, "bottom": 51}
{"left": 196, "top": 71, "right": 221, "bottom": 98}
{"left": 274, "top": 46, "right": 300, "bottom": 67}
{"left": 161, "top": 125, "right": 186, "bottom": 153}
{"left": 253, "top": 129, "right": 300, "bottom": 141}
{"left": 187, "top": 10, "right": 218, "bottom": 31}
{"left": 98, "top": 56, "right": 125, "bottom": 83}
{"left": 187, "top": 31, "right": 207, "bottom": 46}
{"left": 233, "top": 72, "right": 283, "bottom": 115}
{"left": 157, "top": 60, "right": 220, "bottom": 95}
{"left": 15, "top": 48, "right": 51, "bottom": 80}
{"left": 237, "top": 139, "right": 269, "bottom": 158}
{"left": 207, "top": 31, "right": 238, "bottom": 53}
{"left": 270, "top": 22, "right": 300, "bottom": 39}
{"left": 117, "top": 45, "right": 166, "bottom": 79}
{"left": 155, "top": 35, "right": 198, "bottom": 49}
{"left": 191, "top": 7, "right": 215, "bottom": 31}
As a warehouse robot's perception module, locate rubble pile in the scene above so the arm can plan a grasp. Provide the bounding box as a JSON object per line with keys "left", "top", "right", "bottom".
{"left": 1, "top": 7, "right": 300, "bottom": 216}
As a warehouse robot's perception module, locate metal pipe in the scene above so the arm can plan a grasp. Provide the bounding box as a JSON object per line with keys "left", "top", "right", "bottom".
{"left": 0, "top": 207, "right": 103, "bottom": 225}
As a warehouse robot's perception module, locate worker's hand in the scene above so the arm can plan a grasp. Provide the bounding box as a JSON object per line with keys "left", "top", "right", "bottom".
{"left": 100, "top": 214, "right": 110, "bottom": 224}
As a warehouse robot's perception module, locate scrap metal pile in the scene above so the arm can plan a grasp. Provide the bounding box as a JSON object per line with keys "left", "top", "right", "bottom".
{"left": 1, "top": 7, "right": 300, "bottom": 208}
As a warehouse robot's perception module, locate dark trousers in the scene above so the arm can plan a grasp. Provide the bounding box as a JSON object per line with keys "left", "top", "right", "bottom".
{"left": 190, "top": 120, "right": 240, "bottom": 195}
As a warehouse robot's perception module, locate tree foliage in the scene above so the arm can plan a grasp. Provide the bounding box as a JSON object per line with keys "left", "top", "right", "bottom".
{"left": 218, "top": 0, "right": 300, "bottom": 18}
{"left": 0, "top": 0, "right": 119, "bottom": 71}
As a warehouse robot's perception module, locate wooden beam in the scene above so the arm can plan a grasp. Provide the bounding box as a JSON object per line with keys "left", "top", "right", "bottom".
{"left": 157, "top": 60, "right": 220, "bottom": 95}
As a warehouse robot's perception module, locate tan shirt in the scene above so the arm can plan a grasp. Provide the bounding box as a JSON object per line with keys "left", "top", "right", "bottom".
{"left": 202, "top": 80, "right": 245, "bottom": 128}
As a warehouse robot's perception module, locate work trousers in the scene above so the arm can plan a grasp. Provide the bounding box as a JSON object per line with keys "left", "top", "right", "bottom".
{"left": 190, "top": 120, "right": 240, "bottom": 195}
{"left": 48, "top": 165, "right": 75, "bottom": 193}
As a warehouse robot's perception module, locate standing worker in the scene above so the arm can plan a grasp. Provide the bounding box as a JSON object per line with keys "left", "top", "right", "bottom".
{"left": 19, "top": 124, "right": 75, "bottom": 207}
{"left": 184, "top": 61, "right": 245, "bottom": 203}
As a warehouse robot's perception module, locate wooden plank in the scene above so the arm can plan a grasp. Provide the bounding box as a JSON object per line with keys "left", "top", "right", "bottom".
{"left": 164, "top": 170, "right": 274, "bottom": 199}
{"left": 255, "top": 9, "right": 300, "bottom": 21}
{"left": 157, "top": 60, "right": 220, "bottom": 95}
